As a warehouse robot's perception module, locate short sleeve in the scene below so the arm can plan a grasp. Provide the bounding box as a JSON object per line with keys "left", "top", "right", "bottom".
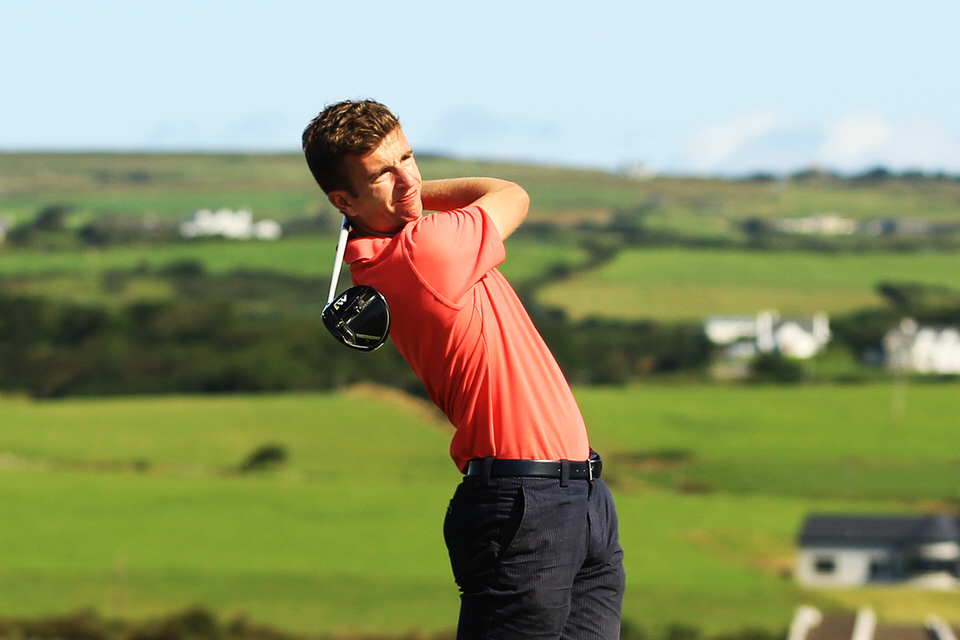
{"left": 402, "top": 205, "right": 506, "bottom": 305}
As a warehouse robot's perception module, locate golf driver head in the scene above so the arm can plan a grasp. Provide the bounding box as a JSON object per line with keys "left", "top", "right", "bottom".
{"left": 322, "top": 285, "right": 391, "bottom": 352}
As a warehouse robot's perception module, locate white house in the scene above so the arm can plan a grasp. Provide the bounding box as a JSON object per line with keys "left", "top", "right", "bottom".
{"left": 704, "top": 315, "right": 756, "bottom": 345}
{"left": 775, "top": 213, "right": 858, "bottom": 236}
{"left": 796, "top": 513, "right": 960, "bottom": 590}
{"left": 180, "top": 208, "right": 282, "bottom": 240}
{"left": 704, "top": 310, "right": 831, "bottom": 360}
{"left": 883, "top": 318, "right": 960, "bottom": 375}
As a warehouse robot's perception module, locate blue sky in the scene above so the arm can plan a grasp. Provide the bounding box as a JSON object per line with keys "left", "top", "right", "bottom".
{"left": 2, "top": 0, "right": 958, "bottom": 175}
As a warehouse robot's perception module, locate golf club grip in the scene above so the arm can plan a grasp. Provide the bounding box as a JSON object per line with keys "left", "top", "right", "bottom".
{"left": 326, "top": 218, "right": 351, "bottom": 304}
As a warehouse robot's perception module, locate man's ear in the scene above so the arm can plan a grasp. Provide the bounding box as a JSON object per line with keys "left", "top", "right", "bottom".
{"left": 327, "top": 190, "right": 352, "bottom": 215}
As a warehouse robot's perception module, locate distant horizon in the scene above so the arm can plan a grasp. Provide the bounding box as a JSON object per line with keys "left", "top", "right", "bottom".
{"left": 2, "top": 146, "right": 957, "bottom": 181}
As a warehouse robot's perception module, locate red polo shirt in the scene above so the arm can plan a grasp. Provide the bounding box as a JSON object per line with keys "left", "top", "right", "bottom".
{"left": 344, "top": 206, "right": 591, "bottom": 471}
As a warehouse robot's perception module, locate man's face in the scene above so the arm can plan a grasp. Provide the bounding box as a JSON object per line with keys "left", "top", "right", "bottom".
{"left": 329, "top": 127, "right": 423, "bottom": 236}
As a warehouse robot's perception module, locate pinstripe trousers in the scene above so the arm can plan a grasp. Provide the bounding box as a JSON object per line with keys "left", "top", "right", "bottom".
{"left": 443, "top": 471, "right": 625, "bottom": 639}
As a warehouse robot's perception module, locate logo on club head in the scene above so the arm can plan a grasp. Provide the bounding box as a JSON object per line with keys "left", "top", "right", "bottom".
{"left": 323, "top": 285, "right": 391, "bottom": 352}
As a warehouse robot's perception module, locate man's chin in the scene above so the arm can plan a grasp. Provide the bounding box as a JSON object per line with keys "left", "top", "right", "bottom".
{"left": 373, "top": 213, "right": 422, "bottom": 236}
{"left": 398, "top": 202, "right": 424, "bottom": 221}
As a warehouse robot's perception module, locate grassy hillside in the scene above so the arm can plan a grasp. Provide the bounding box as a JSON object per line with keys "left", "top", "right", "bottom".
{"left": 0, "top": 389, "right": 459, "bottom": 634}
{"left": 3, "top": 153, "right": 959, "bottom": 237}
{"left": 2, "top": 384, "right": 959, "bottom": 636}
{"left": 4, "top": 152, "right": 959, "bottom": 322}
{"left": 0, "top": 235, "right": 585, "bottom": 282}
{"left": 0, "top": 153, "right": 321, "bottom": 225}
{"left": 538, "top": 247, "right": 960, "bottom": 321}
{"left": 580, "top": 383, "right": 960, "bottom": 501}
{"left": 0, "top": 235, "right": 588, "bottom": 311}
{"left": 5, "top": 235, "right": 960, "bottom": 321}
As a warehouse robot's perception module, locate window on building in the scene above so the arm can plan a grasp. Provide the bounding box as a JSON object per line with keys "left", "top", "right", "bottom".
{"left": 814, "top": 556, "right": 836, "bottom": 574}
{"left": 869, "top": 559, "right": 895, "bottom": 581}
{"left": 911, "top": 558, "right": 959, "bottom": 577}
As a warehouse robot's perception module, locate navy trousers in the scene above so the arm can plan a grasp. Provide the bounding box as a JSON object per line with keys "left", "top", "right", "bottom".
{"left": 443, "top": 468, "right": 625, "bottom": 640}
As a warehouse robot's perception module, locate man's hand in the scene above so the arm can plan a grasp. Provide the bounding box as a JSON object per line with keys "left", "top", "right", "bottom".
{"left": 421, "top": 178, "right": 529, "bottom": 240}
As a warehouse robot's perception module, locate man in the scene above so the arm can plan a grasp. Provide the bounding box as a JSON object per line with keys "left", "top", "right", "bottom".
{"left": 302, "top": 99, "right": 624, "bottom": 640}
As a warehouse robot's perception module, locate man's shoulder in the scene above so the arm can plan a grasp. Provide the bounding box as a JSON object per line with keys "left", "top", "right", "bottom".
{"left": 414, "top": 205, "right": 485, "bottom": 230}
{"left": 411, "top": 205, "right": 499, "bottom": 245}
{"left": 348, "top": 205, "right": 503, "bottom": 289}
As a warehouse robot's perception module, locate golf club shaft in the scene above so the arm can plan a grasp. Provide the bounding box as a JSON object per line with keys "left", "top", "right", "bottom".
{"left": 326, "top": 218, "right": 351, "bottom": 304}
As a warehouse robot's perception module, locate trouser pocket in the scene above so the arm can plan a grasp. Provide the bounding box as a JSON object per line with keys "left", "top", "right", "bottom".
{"left": 444, "top": 477, "right": 527, "bottom": 590}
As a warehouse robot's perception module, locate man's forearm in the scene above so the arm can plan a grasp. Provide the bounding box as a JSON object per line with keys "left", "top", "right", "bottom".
{"left": 421, "top": 177, "right": 529, "bottom": 240}
{"left": 421, "top": 178, "right": 512, "bottom": 212}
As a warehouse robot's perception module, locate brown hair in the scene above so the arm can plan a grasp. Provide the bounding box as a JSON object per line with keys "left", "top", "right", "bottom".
{"left": 302, "top": 99, "right": 401, "bottom": 195}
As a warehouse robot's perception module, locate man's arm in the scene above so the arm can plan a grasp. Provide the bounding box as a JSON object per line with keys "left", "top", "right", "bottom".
{"left": 421, "top": 178, "right": 529, "bottom": 240}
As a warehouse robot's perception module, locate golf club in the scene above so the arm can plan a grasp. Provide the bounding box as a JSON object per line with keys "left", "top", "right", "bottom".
{"left": 321, "top": 218, "right": 391, "bottom": 352}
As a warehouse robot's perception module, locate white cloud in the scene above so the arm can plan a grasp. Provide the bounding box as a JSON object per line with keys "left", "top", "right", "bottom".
{"left": 683, "top": 111, "right": 782, "bottom": 173}
{"left": 818, "top": 113, "right": 894, "bottom": 168}
{"left": 676, "top": 111, "right": 960, "bottom": 176}
{"left": 816, "top": 113, "right": 960, "bottom": 173}
{"left": 884, "top": 118, "right": 960, "bottom": 172}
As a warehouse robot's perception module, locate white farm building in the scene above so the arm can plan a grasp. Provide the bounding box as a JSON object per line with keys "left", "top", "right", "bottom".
{"left": 180, "top": 208, "right": 282, "bottom": 240}
{"left": 883, "top": 318, "right": 960, "bottom": 375}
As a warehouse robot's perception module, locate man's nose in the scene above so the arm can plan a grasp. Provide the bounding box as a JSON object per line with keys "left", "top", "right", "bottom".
{"left": 395, "top": 166, "right": 416, "bottom": 186}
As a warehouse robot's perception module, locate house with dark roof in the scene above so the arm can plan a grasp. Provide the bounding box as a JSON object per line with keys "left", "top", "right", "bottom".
{"left": 796, "top": 513, "right": 960, "bottom": 589}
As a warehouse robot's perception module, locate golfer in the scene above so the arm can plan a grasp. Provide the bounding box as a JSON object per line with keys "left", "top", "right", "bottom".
{"left": 302, "top": 99, "right": 624, "bottom": 640}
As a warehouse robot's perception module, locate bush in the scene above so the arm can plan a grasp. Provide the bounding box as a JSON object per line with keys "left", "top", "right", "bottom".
{"left": 130, "top": 607, "right": 220, "bottom": 640}
{"left": 619, "top": 619, "right": 650, "bottom": 639}
{"left": 749, "top": 352, "right": 804, "bottom": 383}
{"left": 23, "top": 608, "right": 112, "bottom": 640}
{"left": 239, "top": 444, "right": 288, "bottom": 473}
{"left": 665, "top": 623, "right": 701, "bottom": 640}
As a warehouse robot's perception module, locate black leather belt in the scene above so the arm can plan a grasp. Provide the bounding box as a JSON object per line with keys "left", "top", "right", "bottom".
{"left": 465, "top": 452, "right": 602, "bottom": 481}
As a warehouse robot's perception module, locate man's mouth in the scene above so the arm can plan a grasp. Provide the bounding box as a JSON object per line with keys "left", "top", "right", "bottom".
{"left": 396, "top": 188, "right": 419, "bottom": 205}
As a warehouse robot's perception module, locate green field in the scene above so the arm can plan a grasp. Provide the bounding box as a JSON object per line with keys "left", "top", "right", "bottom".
{"left": 2, "top": 384, "right": 959, "bottom": 636}
{"left": 0, "top": 236, "right": 588, "bottom": 313}
{"left": 6, "top": 239, "right": 960, "bottom": 322}
{"left": 539, "top": 247, "right": 960, "bottom": 320}
{"left": 0, "top": 235, "right": 585, "bottom": 282}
